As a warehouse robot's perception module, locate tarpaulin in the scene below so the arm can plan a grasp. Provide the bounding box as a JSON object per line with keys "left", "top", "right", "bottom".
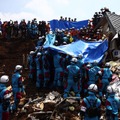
{"left": 49, "top": 19, "right": 89, "bottom": 31}
{"left": 43, "top": 33, "right": 56, "bottom": 48}
{"left": 49, "top": 39, "right": 108, "bottom": 63}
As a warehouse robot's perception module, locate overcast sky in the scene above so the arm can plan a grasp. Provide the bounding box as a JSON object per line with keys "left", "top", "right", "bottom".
{"left": 0, "top": 0, "right": 120, "bottom": 22}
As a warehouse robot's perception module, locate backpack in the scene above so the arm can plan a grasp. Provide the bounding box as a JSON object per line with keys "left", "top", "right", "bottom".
{"left": 86, "top": 98, "right": 99, "bottom": 118}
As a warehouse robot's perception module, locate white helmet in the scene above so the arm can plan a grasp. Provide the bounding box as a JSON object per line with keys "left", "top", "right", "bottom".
{"left": 42, "top": 36, "right": 45, "bottom": 39}
{"left": 0, "top": 75, "right": 9, "bottom": 83}
{"left": 54, "top": 40, "right": 58, "bottom": 46}
{"left": 86, "top": 63, "right": 92, "bottom": 68}
{"left": 93, "top": 60, "right": 98, "bottom": 65}
{"left": 49, "top": 31, "right": 53, "bottom": 34}
{"left": 0, "top": 31, "right": 2, "bottom": 35}
{"left": 107, "top": 86, "right": 116, "bottom": 93}
{"left": 78, "top": 54, "right": 83, "bottom": 59}
{"left": 88, "top": 84, "right": 98, "bottom": 92}
{"left": 71, "top": 57, "right": 78, "bottom": 63}
{"left": 105, "top": 62, "right": 110, "bottom": 67}
{"left": 39, "top": 36, "right": 42, "bottom": 39}
{"left": 55, "top": 40, "right": 58, "bottom": 43}
{"left": 63, "top": 41, "right": 67, "bottom": 45}
{"left": 98, "top": 71, "right": 102, "bottom": 75}
{"left": 37, "top": 52, "right": 41, "bottom": 56}
{"left": 15, "top": 65, "right": 23, "bottom": 71}
{"left": 30, "top": 51, "right": 35, "bottom": 55}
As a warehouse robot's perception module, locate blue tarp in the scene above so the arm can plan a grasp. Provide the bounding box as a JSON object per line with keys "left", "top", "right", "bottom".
{"left": 49, "top": 40, "right": 108, "bottom": 63}
{"left": 43, "top": 33, "right": 56, "bottom": 48}
{"left": 50, "top": 19, "right": 89, "bottom": 31}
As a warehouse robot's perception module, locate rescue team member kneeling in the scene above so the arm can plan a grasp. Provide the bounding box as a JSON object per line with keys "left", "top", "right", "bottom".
{"left": 80, "top": 84, "right": 101, "bottom": 120}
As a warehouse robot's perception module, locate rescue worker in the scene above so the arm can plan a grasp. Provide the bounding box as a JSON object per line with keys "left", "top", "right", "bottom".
{"left": 84, "top": 63, "right": 98, "bottom": 95}
{"left": 42, "top": 50, "right": 50, "bottom": 88}
{"left": 99, "top": 62, "right": 112, "bottom": 97}
{"left": 53, "top": 52, "right": 65, "bottom": 89}
{"left": 28, "top": 51, "right": 36, "bottom": 83}
{"left": 11, "top": 65, "right": 25, "bottom": 112}
{"left": 92, "top": 60, "right": 101, "bottom": 88}
{"left": 63, "top": 57, "right": 80, "bottom": 98}
{"left": 0, "top": 75, "right": 12, "bottom": 120}
{"left": 35, "top": 52, "right": 43, "bottom": 90}
{"left": 36, "top": 36, "right": 45, "bottom": 47}
{"left": 80, "top": 84, "right": 101, "bottom": 120}
{"left": 92, "top": 60, "right": 101, "bottom": 74}
{"left": 76, "top": 54, "right": 84, "bottom": 72}
{"left": 105, "top": 85, "right": 120, "bottom": 120}
{"left": 76, "top": 54, "right": 84, "bottom": 93}
{"left": 53, "top": 40, "right": 59, "bottom": 46}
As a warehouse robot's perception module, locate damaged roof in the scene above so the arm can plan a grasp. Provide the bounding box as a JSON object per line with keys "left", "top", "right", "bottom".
{"left": 105, "top": 12, "right": 120, "bottom": 34}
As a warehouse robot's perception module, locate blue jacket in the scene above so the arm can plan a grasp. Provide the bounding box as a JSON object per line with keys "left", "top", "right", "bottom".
{"left": 106, "top": 94, "right": 120, "bottom": 115}
{"left": 81, "top": 92, "right": 101, "bottom": 120}
{"left": 12, "top": 72, "right": 23, "bottom": 90}
{"left": 66, "top": 64, "right": 80, "bottom": 80}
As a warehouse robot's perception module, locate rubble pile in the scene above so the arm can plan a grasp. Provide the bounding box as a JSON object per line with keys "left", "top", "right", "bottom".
{"left": 109, "top": 60, "right": 120, "bottom": 77}
{"left": 12, "top": 91, "right": 80, "bottom": 120}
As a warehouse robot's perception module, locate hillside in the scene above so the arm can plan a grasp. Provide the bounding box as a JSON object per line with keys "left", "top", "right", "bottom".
{"left": 0, "top": 38, "right": 36, "bottom": 76}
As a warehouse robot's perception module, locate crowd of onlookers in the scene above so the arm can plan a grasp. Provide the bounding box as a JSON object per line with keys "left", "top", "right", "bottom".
{"left": 0, "top": 18, "right": 50, "bottom": 40}
{"left": 0, "top": 7, "right": 110, "bottom": 42}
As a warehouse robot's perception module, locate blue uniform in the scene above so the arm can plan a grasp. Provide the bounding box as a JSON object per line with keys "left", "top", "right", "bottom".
{"left": 99, "top": 68, "right": 112, "bottom": 97}
{"left": 35, "top": 55, "right": 43, "bottom": 88}
{"left": 80, "top": 91, "right": 101, "bottom": 120}
{"left": 106, "top": 93, "right": 120, "bottom": 120}
{"left": 0, "top": 85, "right": 11, "bottom": 120}
{"left": 0, "top": 84, "right": 6, "bottom": 120}
{"left": 92, "top": 64, "right": 100, "bottom": 79}
{"left": 53, "top": 53, "right": 64, "bottom": 88}
{"left": 63, "top": 63, "right": 80, "bottom": 98}
{"left": 85, "top": 67, "right": 98, "bottom": 86}
{"left": 28, "top": 54, "right": 36, "bottom": 82}
{"left": 42, "top": 53, "right": 50, "bottom": 88}
{"left": 76, "top": 58, "right": 84, "bottom": 92}
{"left": 12, "top": 71, "right": 23, "bottom": 111}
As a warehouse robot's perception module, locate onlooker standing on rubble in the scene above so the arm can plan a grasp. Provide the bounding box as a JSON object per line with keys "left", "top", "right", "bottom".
{"left": 11, "top": 65, "right": 25, "bottom": 112}
{"left": 31, "top": 19, "right": 38, "bottom": 39}
{"left": 26, "top": 20, "right": 32, "bottom": 39}
{"left": 80, "top": 84, "right": 101, "bottom": 120}
{"left": 0, "top": 75, "right": 12, "bottom": 120}
{"left": 19, "top": 19, "right": 27, "bottom": 39}
{"left": 63, "top": 57, "right": 80, "bottom": 98}
{"left": 13, "top": 21, "right": 19, "bottom": 38}
{"left": 105, "top": 85, "right": 120, "bottom": 120}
